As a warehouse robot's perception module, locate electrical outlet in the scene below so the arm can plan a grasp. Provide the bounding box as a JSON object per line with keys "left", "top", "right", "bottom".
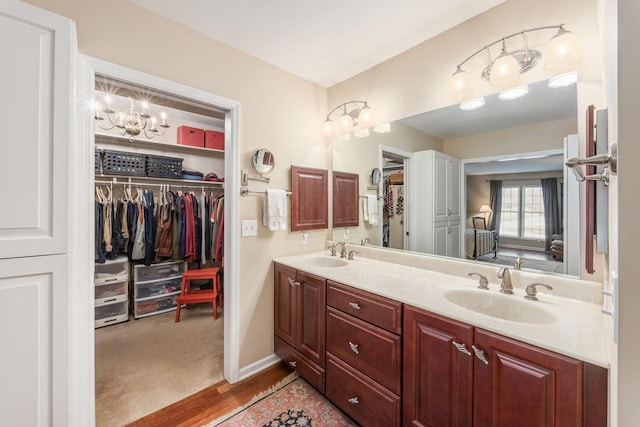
{"left": 241, "top": 219, "right": 257, "bottom": 237}
{"left": 343, "top": 228, "right": 350, "bottom": 239}
{"left": 301, "top": 232, "right": 308, "bottom": 245}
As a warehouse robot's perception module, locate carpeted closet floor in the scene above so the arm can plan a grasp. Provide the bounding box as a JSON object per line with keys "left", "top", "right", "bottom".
{"left": 95, "top": 304, "right": 224, "bottom": 427}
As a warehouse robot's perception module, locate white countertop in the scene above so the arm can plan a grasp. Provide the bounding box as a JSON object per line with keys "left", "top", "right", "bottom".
{"left": 274, "top": 247, "right": 610, "bottom": 368}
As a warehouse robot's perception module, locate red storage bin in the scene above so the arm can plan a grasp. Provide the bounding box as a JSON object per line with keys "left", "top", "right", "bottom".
{"left": 177, "top": 126, "right": 204, "bottom": 148}
{"left": 205, "top": 130, "right": 225, "bottom": 150}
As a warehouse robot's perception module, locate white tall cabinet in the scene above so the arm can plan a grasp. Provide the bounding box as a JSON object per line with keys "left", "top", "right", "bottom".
{"left": 409, "top": 150, "right": 462, "bottom": 257}
{"left": 0, "top": 2, "right": 76, "bottom": 426}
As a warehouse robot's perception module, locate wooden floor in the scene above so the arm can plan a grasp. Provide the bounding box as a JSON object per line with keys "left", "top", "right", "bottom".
{"left": 127, "top": 363, "right": 293, "bottom": 427}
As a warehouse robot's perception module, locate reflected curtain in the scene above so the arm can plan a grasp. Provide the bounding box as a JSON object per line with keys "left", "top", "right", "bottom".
{"left": 541, "top": 178, "right": 561, "bottom": 252}
{"left": 489, "top": 180, "right": 502, "bottom": 234}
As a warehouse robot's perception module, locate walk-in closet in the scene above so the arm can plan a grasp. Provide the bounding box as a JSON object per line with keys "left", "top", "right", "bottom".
{"left": 92, "top": 74, "right": 228, "bottom": 426}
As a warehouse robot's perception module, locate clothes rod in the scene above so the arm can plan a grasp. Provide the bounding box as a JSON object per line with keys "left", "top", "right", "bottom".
{"left": 359, "top": 195, "right": 384, "bottom": 200}
{"left": 95, "top": 180, "right": 223, "bottom": 190}
{"left": 240, "top": 186, "right": 291, "bottom": 197}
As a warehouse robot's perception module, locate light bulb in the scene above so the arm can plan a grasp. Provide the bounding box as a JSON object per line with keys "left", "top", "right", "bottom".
{"left": 449, "top": 68, "right": 473, "bottom": 102}
{"left": 459, "top": 97, "right": 485, "bottom": 111}
{"left": 339, "top": 112, "right": 353, "bottom": 133}
{"left": 544, "top": 29, "right": 582, "bottom": 71}
{"left": 359, "top": 104, "right": 374, "bottom": 126}
{"left": 548, "top": 71, "right": 578, "bottom": 88}
{"left": 499, "top": 85, "right": 529, "bottom": 100}
{"left": 489, "top": 54, "right": 521, "bottom": 88}
{"left": 322, "top": 119, "right": 334, "bottom": 137}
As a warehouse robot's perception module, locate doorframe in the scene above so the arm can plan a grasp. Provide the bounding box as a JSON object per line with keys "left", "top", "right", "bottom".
{"left": 71, "top": 55, "right": 242, "bottom": 424}
{"left": 379, "top": 145, "right": 413, "bottom": 250}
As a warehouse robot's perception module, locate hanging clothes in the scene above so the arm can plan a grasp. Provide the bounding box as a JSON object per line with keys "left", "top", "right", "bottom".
{"left": 396, "top": 186, "right": 404, "bottom": 216}
{"left": 95, "top": 200, "right": 105, "bottom": 263}
{"left": 385, "top": 177, "right": 394, "bottom": 218}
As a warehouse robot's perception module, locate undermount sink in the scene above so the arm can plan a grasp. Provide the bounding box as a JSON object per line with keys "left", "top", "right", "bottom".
{"left": 302, "top": 256, "right": 349, "bottom": 268}
{"left": 444, "top": 289, "right": 558, "bottom": 324}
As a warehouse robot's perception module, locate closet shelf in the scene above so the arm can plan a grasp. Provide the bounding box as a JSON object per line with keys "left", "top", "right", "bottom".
{"left": 95, "top": 133, "right": 224, "bottom": 157}
{"left": 96, "top": 174, "right": 224, "bottom": 188}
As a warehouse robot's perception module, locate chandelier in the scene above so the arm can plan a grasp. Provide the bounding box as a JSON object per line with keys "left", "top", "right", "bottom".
{"left": 95, "top": 96, "right": 169, "bottom": 140}
{"left": 322, "top": 100, "right": 375, "bottom": 137}
{"left": 449, "top": 24, "right": 583, "bottom": 110}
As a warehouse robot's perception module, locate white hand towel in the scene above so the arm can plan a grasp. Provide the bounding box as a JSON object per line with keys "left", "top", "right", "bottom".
{"left": 263, "top": 189, "right": 287, "bottom": 231}
{"left": 366, "top": 195, "right": 379, "bottom": 225}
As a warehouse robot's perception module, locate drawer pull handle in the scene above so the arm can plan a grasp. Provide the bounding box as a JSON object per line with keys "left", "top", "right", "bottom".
{"left": 103, "top": 298, "right": 117, "bottom": 303}
{"left": 472, "top": 345, "right": 489, "bottom": 365}
{"left": 104, "top": 277, "right": 119, "bottom": 282}
{"left": 288, "top": 278, "right": 301, "bottom": 287}
{"left": 349, "top": 341, "right": 359, "bottom": 354}
{"left": 348, "top": 397, "right": 359, "bottom": 404}
{"left": 452, "top": 341, "right": 471, "bottom": 356}
{"left": 348, "top": 302, "right": 361, "bottom": 310}
{"left": 288, "top": 361, "right": 297, "bottom": 368}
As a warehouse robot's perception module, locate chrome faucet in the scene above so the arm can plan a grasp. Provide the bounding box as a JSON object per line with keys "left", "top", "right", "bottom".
{"left": 497, "top": 267, "right": 513, "bottom": 294}
{"left": 347, "top": 250, "right": 359, "bottom": 260}
{"left": 360, "top": 237, "right": 371, "bottom": 246}
{"left": 514, "top": 257, "right": 523, "bottom": 270}
{"left": 328, "top": 242, "right": 339, "bottom": 256}
{"left": 332, "top": 241, "right": 347, "bottom": 258}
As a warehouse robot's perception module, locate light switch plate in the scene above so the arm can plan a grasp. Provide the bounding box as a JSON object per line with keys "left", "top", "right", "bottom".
{"left": 301, "top": 232, "right": 308, "bottom": 245}
{"left": 241, "top": 219, "right": 257, "bottom": 237}
{"left": 343, "top": 228, "right": 350, "bottom": 239}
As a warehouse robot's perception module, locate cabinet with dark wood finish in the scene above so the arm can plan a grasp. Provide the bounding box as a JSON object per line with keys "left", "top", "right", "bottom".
{"left": 274, "top": 263, "right": 326, "bottom": 391}
{"left": 403, "top": 305, "right": 473, "bottom": 427}
{"left": 332, "top": 170, "right": 359, "bottom": 228}
{"left": 403, "top": 305, "right": 608, "bottom": 427}
{"left": 326, "top": 281, "right": 402, "bottom": 426}
{"left": 290, "top": 165, "right": 328, "bottom": 231}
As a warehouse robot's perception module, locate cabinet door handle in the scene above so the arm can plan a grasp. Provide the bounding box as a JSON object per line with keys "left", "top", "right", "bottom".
{"left": 348, "top": 397, "right": 359, "bottom": 404}
{"left": 288, "top": 278, "right": 300, "bottom": 287}
{"left": 472, "top": 345, "right": 489, "bottom": 365}
{"left": 348, "top": 302, "right": 361, "bottom": 310}
{"left": 452, "top": 341, "right": 471, "bottom": 356}
{"left": 349, "top": 341, "right": 359, "bottom": 354}
{"left": 288, "top": 361, "right": 297, "bottom": 368}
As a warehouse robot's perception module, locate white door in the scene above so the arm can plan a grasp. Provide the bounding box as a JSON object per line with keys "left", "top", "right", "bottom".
{"left": 433, "top": 221, "right": 449, "bottom": 256}
{"left": 0, "top": 2, "right": 75, "bottom": 426}
{"left": 447, "top": 159, "right": 461, "bottom": 220}
{"left": 448, "top": 221, "right": 461, "bottom": 258}
{"left": 0, "top": 1, "right": 72, "bottom": 258}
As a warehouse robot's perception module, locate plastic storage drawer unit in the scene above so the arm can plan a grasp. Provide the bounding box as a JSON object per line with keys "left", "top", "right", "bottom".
{"left": 95, "top": 279, "right": 128, "bottom": 306}
{"left": 95, "top": 300, "right": 128, "bottom": 328}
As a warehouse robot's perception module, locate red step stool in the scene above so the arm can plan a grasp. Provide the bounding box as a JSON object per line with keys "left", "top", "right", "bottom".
{"left": 175, "top": 267, "right": 223, "bottom": 322}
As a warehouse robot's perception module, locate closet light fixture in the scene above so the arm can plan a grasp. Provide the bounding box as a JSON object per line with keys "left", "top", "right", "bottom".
{"left": 449, "top": 24, "right": 582, "bottom": 109}
{"left": 95, "top": 96, "right": 169, "bottom": 140}
{"left": 323, "top": 100, "right": 374, "bottom": 137}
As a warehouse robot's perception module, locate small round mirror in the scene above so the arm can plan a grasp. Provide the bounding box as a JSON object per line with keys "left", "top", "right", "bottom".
{"left": 251, "top": 148, "right": 275, "bottom": 174}
{"left": 369, "top": 168, "right": 381, "bottom": 185}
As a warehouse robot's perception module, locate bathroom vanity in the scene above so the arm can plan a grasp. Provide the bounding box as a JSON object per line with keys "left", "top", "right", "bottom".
{"left": 274, "top": 245, "right": 608, "bottom": 427}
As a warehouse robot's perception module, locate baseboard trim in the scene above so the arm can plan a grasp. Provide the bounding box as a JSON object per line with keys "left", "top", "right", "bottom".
{"left": 238, "top": 353, "right": 281, "bottom": 381}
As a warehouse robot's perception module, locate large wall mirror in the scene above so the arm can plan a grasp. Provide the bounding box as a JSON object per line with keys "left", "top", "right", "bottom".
{"left": 332, "top": 79, "right": 581, "bottom": 277}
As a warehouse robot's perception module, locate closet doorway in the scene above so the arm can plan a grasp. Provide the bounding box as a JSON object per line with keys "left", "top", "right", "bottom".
{"left": 85, "top": 58, "right": 241, "bottom": 426}
{"left": 381, "top": 147, "right": 412, "bottom": 250}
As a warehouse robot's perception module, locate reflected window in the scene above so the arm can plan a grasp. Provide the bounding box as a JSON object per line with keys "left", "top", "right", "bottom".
{"left": 500, "top": 185, "right": 545, "bottom": 240}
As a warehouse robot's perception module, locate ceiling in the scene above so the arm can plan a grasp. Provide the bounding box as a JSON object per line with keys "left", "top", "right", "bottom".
{"left": 399, "top": 80, "right": 578, "bottom": 140}
{"left": 130, "top": 0, "right": 507, "bottom": 87}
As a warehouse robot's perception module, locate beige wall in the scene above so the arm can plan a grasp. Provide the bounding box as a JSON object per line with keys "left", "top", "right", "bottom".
{"left": 331, "top": 122, "right": 441, "bottom": 245}
{"left": 443, "top": 117, "right": 576, "bottom": 159}
{"left": 25, "top": 0, "right": 329, "bottom": 369}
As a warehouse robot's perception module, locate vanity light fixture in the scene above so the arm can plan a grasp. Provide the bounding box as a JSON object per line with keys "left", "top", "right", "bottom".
{"left": 95, "top": 96, "right": 169, "bottom": 141}
{"left": 449, "top": 24, "right": 582, "bottom": 109}
{"left": 323, "top": 100, "right": 374, "bottom": 137}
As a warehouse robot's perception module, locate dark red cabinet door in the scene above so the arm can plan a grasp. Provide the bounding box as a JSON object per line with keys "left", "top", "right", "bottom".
{"left": 403, "top": 306, "right": 473, "bottom": 427}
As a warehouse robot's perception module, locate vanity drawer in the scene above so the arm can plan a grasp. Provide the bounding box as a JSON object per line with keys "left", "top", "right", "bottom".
{"left": 326, "top": 307, "right": 401, "bottom": 394}
{"left": 275, "top": 336, "right": 325, "bottom": 393}
{"left": 327, "top": 280, "right": 402, "bottom": 334}
{"left": 326, "top": 353, "right": 400, "bottom": 427}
